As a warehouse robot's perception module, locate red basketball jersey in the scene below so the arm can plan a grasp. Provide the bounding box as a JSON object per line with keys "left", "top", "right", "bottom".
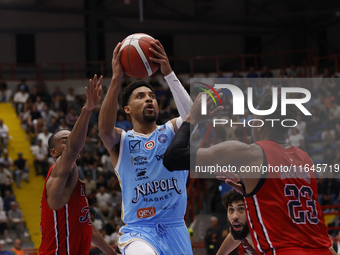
{"left": 39, "top": 165, "right": 92, "bottom": 255}
{"left": 244, "top": 140, "right": 331, "bottom": 255}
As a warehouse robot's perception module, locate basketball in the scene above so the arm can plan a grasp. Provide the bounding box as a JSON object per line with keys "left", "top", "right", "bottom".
{"left": 120, "top": 33, "right": 160, "bottom": 79}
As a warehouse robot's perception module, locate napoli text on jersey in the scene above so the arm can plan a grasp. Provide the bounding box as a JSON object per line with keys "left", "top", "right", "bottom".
{"left": 115, "top": 121, "right": 189, "bottom": 223}
{"left": 39, "top": 165, "right": 92, "bottom": 255}
{"left": 245, "top": 140, "right": 331, "bottom": 255}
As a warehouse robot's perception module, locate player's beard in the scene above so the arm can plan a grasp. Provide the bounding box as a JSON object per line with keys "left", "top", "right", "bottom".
{"left": 143, "top": 108, "right": 157, "bottom": 122}
{"left": 230, "top": 222, "right": 249, "bottom": 240}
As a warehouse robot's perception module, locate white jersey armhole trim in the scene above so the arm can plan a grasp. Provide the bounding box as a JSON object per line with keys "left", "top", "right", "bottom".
{"left": 165, "top": 120, "right": 175, "bottom": 135}
{"left": 115, "top": 130, "right": 126, "bottom": 173}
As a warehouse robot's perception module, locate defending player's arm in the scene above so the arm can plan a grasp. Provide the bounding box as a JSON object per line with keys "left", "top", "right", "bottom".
{"left": 216, "top": 233, "right": 241, "bottom": 255}
{"left": 47, "top": 75, "right": 102, "bottom": 209}
{"left": 98, "top": 43, "right": 124, "bottom": 158}
{"left": 149, "top": 40, "right": 192, "bottom": 131}
{"left": 92, "top": 224, "right": 117, "bottom": 255}
{"left": 163, "top": 91, "right": 223, "bottom": 171}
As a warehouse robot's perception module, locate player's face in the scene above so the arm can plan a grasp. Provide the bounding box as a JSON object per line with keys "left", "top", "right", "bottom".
{"left": 51, "top": 130, "right": 82, "bottom": 163}
{"left": 227, "top": 200, "right": 249, "bottom": 240}
{"left": 127, "top": 86, "right": 159, "bottom": 123}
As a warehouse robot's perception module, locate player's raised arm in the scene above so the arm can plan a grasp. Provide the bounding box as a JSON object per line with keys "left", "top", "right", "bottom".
{"left": 149, "top": 40, "right": 192, "bottom": 131}
{"left": 47, "top": 75, "right": 102, "bottom": 209}
{"left": 98, "top": 42, "right": 124, "bottom": 152}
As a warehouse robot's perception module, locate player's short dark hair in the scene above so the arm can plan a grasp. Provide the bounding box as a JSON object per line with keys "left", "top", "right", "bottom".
{"left": 120, "top": 80, "right": 154, "bottom": 108}
{"left": 48, "top": 131, "right": 61, "bottom": 151}
{"left": 221, "top": 189, "right": 244, "bottom": 210}
{"left": 257, "top": 91, "right": 298, "bottom": 134}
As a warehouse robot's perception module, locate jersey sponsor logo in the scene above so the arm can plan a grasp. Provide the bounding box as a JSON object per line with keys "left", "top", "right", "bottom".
{"left": 129, "top": 140, "right": 141, "bottom": 153}
{"left": 158, "top": 134, "right": 168, "bottom": 143}
{"left": 144, "top": 140, "right": 155, "bottom": 150}
{"left": 137, "top": 207, "right": 156, "bottom": 219}
{"left": 159, "top": 126, "right": 166, "bottom": 132}
{"left": 79, "top": 206, "right": 91, "bottom": 225}
{"left": 135, "top": 168, "right": 149, "bottom": 181}
{"left": 155, "top": 149, "right": 166, "bottom": 161}
{"left": 136, "top": 168, "right": 147, "bottom": 177}
{"left": 132, "top": 178, "right": 182, "bottom": 203}
{"left": 131, "top": 156, "right": 148, "bottom": 166}
{"left": 128, "top": 134, "right": 134, "bottom": 138}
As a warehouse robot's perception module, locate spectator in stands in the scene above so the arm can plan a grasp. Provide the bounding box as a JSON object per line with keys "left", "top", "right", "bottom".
{"left": 13, "top": 153, "right": 29, "bottom": 189}
{"left": 322, "top": 125, "right": 336, "bottom": 146}
{"left": 288, "top": 127, "right": 304, "bottom": 148}
{"left": 13, "top": 85, "right": 29, "bottom": 115}
{"left": 83, "top": 171, "right": 96, "bottom": 195}
{"left": 204, "top": 216, "right": 223, "bottom": 255}
{"left": 34, "top": 96, "right": 44, "bottom": 113}
{"left": 260, "top": 66, "right": 273, "bottom": 78}
{"left": 3, "top": 191, "right": 14, "bottom": 213}
{"left": 16, "top": 79, "right": 29, "bottom": 94}
{"left": 36, "top": 126, "right": 52, "bottom": 149}
{"left": 46, "top": 117, "right": 59, "bottom": 134}
{"left": 115, "top": 112, "right": 132, "bottom": 131}
{"left": 104, "top": 216, "right": 116, "bottom": 236}
{"left": 324, "top": 90, "right": 335, "bottom": 110}
{"left": 0, "top": 77, "right": 11, "bottom": 103}
{"left": 294, "top": 115, "right": 306, "bottom": 135}
{"left": 0, "top": 239, "right": 12, "bottom": 255}
{"left": 329, "top": 101, "right": 340, "bottom": 126}
{"left": 65, "top": 87, "right": 75, "bottom": 105}
{"left": 88, "top": 127, "right": 100, "bottom": 145}
{"left": 51, "top": 85, "right": 64, "bottom": 102}
{"left": 90, "top": 210, "right": 103, "bottom": 231}
{"left": 0, "top": 163, "right": 12, "bottom": 196}
{"left": 0, "top": 206, "right": 11, "bottom": 243}
{"left": 110, "top": 190, "right": 122, "bottom": 222}
{"left": 41, "top": 103, "right": 57, "bottom": 124}
{"left": 96, "top": 175, "right": 107, "bottom": 190}
{"left": 0, "top": 150, "right": 12, "bottom": 171}
{"left": 246, "top": 67, "right": 259, "bottom": 78}
{"left": 31, "top": 139, "right": 48, "bottom": 176}
{"left": 65, "top": 108, "right": 78, "bottom": 128}
{"left": 8, "top": 202, "right": 27, "bottom": 239}
{"left": 0, "top": 120, "right": 9, "bottom": 151}
{"left": 96, "top": 186, "right": 112, "bottom": 224}
{"left": 10, "top": 238, "right": 24, "bottom": 255}
{"left": 288, "top": 64, "right": 299, "bottom": 77}
{"left": 27, "top": 104, "right": 42, "bottom": 133}
{"left": 58, "top": 118, "right": 70, "bottom": 131}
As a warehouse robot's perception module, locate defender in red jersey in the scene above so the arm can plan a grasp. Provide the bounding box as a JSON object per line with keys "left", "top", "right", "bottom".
{"left": 163, "top": 92, "right": 336, "bottom": 255}
{"left": 217, "top": 190, "right": 257, "bottom": 255}
{"left": 39, "top": 75, "right": 116, "bottom": 255}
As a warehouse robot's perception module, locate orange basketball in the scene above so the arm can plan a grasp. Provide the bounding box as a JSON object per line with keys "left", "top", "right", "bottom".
{"left": 120, "top": 33, "right": 159, "bottom": 79}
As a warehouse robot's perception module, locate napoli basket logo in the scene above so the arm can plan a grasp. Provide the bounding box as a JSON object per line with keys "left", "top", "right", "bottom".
{"left": 144, "top": 141, "right": 155, "bottom": 150}
{"left": 158, "top": 134, "right": 168, "bottom": 143}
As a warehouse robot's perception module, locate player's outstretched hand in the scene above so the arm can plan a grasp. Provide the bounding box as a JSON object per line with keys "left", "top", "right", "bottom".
{"left": 84, "top": 74, "right": 102, "bottom": 111}
{"left": 216, "top": 175, "right": 244, "bottom": 194}
{"left": 186, "top": 89, "right": 224, "bottom": 126}
{"left": 112, "top": 42, "right": 123, "bottom": 79}
{"left": 149, "top": 40, "right": 172, "bottom": 76}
